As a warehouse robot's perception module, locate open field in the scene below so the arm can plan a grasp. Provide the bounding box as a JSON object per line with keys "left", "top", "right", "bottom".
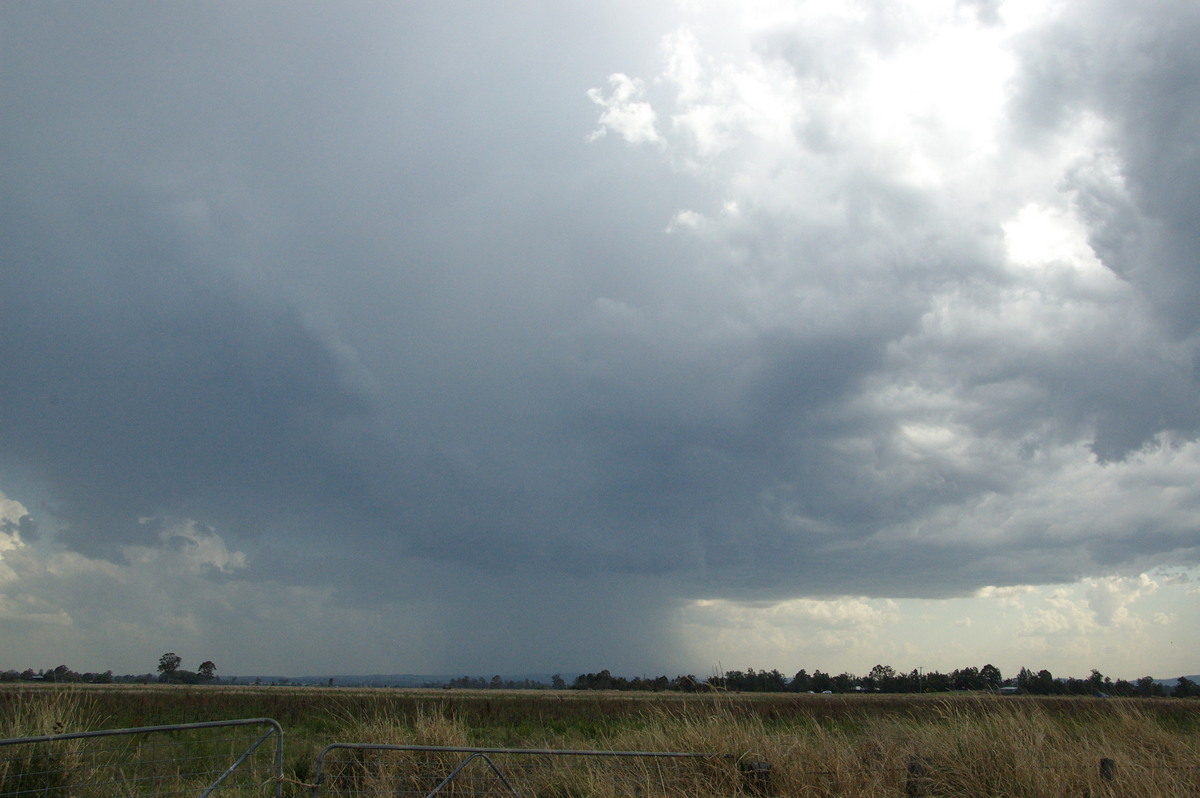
{"left": 2, "top": 685, "right": 1198, "bottom": 796}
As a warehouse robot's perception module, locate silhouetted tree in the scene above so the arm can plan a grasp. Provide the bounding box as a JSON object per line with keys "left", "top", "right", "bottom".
{"left": 157, "top": 652, "right": 182, "bottom": 682}
{"left": 951, "top": 666, "right": 981, "bottom": 690}
{"left": 922, "top": 670, "right": 951, "bottom": 692}
{"left": 865, "top": 664, "right": 896, "bottom": 692}
{"left": 789, "top": 669, "right": 813, "bottom": 692}
{"left": 810, "top": 670, "right": 833, "bottom": 692}
{"left": 1172, "top": 676, "right": 1199, "bottom": 698}
{"left": 980, "top": 663, "right": 1003, "bottom": 689}
{"left": 831, "top": 672, "right": 857, "bottom": 693}
{"left": 1136, "top": 676, "right": 1164, "bottom": 697}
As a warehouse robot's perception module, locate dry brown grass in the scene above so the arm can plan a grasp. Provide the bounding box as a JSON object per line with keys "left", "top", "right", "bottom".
{"left": 0, "top": 690, "right": 103, "bottom": 796}
{"left": 0, "top": 687, "right": 101, "bottom": 739}
{"left": 2, "top": 687, "right": 1197, "bottom": 796}
{"left": 310, "top": 694, "right": 1199, "bottom": 797}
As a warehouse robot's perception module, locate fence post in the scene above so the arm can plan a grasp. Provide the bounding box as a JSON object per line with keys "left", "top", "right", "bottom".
{"left": 1099, "top": 757, "right": 1115, "bottom": 783}
{"left": 906, "top": 754, "right": 930, "bottom": 797}
{"left": 739, "top": 760, "right": 772, "bottom": 795}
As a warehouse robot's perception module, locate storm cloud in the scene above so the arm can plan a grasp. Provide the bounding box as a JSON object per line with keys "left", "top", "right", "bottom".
{"left": 2, "top": 0, "right": 1197, "bottom": 677}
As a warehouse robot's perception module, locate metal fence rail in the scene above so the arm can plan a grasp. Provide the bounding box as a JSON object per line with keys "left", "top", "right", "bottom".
{"left": 311, "top": 744, "right": 751, "bottom": 798}
{"left": 0, "top": 718, "right": 283, "bottom": 798}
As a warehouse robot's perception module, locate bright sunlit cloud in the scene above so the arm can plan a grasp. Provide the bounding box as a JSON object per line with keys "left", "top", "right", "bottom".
{"left": 679, "top": 570, "right": 1196, "bottom": 678}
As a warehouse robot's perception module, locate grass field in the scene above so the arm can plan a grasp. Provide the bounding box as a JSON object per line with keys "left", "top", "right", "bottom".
{"left": 1, "top": 684, "right": 1198, "bottom": 796}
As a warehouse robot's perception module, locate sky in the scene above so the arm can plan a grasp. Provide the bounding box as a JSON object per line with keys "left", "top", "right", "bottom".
{"left": 1, "top": 0, "right": 1197, "bottom": 681}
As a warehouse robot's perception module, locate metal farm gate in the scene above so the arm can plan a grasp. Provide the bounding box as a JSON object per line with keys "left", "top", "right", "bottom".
{"left": 0, "top": 723, "right": 754, "bottom": 798}
{"left": 0, "top": 718, "right": 283, "bottom": 797}
{"left": 1, "top": 717, "right": 1175, "bottom": 797}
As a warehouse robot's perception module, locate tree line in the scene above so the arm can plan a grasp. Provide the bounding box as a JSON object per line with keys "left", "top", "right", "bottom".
{"left": 569, "top": 665, "right": 1200, "bottom": 698}
{"left": 439, "top": 674, "right": 570, "bottom": 690}
{"left": 5, "top": 659, "right": 1197, "bottom": 698}
{"left": 0, "top": 653, "right": 219, "bottom": 685}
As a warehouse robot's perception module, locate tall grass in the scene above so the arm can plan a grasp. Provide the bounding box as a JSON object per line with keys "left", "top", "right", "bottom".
{"left": 0, "top": 687, "right": 101, "bottom": 738}
{"left": 2, "top": 686, "right": 1197, "bottom": 796}
{"left": 308, "top": 693, "right": 1199, "bottom": 797}
{"left": 872, "top": 699, "right": 1199, "bottom": 797}
{"left": 0, "top": 689, "right": 101, "bottom": 796}
{"left": 0, "top": 689, "right": 278, "bottom": 797}
{"left": 531, "top": 696, "right": 1197, "bottom": 796}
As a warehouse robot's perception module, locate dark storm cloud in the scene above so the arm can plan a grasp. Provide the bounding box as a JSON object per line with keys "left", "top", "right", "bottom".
{"left": 1012, "top": 0, "right": 1200, "bottom": 338}
{"left": 0, "top": 0, "right": 706, "bottom": 593}
{"left": 999, "top": 0, "right": 1200, "bottom": 461}
{"left": 0, "top": 153, "right": 374, "bottom": 553}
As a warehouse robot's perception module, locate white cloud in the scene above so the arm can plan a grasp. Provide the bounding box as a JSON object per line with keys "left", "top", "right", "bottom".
{"left": 1002, "top": 202, "right": 1106, "bottom": 273}
{"left": 0, "top": 492, "right": 33, "bottom": 582}
{"left": 587, "top": 74, "right": 663, "bottom": 144}
{"left": 679, "top": 596, "right": 902, "bottom": 670}
{"left": 677, "top": 570, "right": 1196, "bottom": 677}
{"left": 125, "top": 519, "right": 247, "bottom": 575}
{"left": 1020, "top": 588, "right": 1096, "bottom": 637}
{"left": 1084, "top": 573, "right": 1158, "bottom": 627}
{"left": 975, "top": 584, "right": 1036, "bottom": 608}
{"left": 665, "top": 209, "right": 707, "bottom": 233}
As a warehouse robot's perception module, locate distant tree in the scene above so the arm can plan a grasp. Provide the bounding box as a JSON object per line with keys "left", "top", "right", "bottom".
{"left": 198, "top": 661, "right": 217, "bottom": 683}
{"left": 922, "top": 670, "right": 951, "bottom": 692}
{"left": 810, "top": 670, "right": 833, "bottom": 692}
{"left": 176, "top": 670, "right": 201, "bottom": 684}
{"left": 51, "top": 664, "right": 77, "bottom": 683}
{"left": 951, "top": 666, "right": 980, "bottom": 691}
{"left": 723, "top": 668, "right": 786, "bottom": 692}
{"left": 1172, "top": 676, "right": 1199, "bottom": 698}
{"left": 1033, "top": 669, "right": 1059, "bottom": 694}
{"left": 789, "top": 669, "right": 813, "bottom": 692}
{"left": 158, "top": 652, "right": 182, "bottom": 682}
{"left": 672, "top": 675, "right": 704, "bottom": 692}
{"left": 831, "top": 672, "right": 856, "bottom": 693}
{"left": 573, "top": 670, "right": 617, "bottom": 690}
{"left": 980, "top": 663, "right": 1003, "bottom": 689}
{"left": 1110, "top": 678, "right": 1136, "bottom": 697}
{"left": 1136, "top": 676, "right": 1164, "bottom": 697}
{"left": 761, "top": 669, "right": 789, "bottom": 692}
{"left": 551, "top": 674, "right": 566, "bottom": 690}
{"left": 715, "top": 669, "right": 743, "bottom": 690}
{"left": 1086, "top": 668, "right": 1114, "bottom": 695}
{"left": 866, "top": 664, "right": 896, "bottom": 692}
